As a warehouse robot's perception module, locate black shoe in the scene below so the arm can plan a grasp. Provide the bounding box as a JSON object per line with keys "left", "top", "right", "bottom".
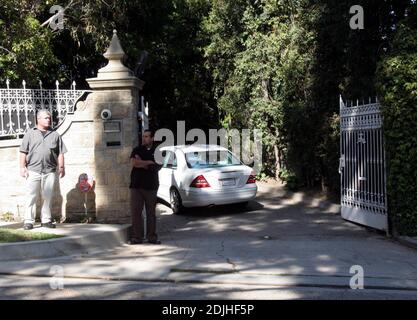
{"left": 129, "top": 238, "right": 143, "bottom": 245}
{"left": 148, "top": 239, "right": 161, "bottom": 245}
{"left": 41, "top": 222, "right": 56, "bottom": 228}
{"left": 23, "top": 223, "right": 33, "bottom": 230}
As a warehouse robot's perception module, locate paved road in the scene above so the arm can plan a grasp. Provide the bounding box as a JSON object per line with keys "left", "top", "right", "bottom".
{"left": 1, "top": 182, "right": 417, "bottom": 300}
{"left": 1, "top": 274, "right": 417, "bottom": 300}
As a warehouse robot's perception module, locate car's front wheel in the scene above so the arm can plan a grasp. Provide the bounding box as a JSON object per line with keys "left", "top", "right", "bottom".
{"left": 170, "top": 188, "right": 184, "bottom": 214}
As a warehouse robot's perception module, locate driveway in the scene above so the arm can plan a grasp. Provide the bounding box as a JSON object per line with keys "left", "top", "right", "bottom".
{"left": 1, "top": 181, "right": 417, "bottom": 299}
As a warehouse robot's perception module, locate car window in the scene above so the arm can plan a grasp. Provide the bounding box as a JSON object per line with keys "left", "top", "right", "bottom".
{"left": 172, "top": 153, "right": 177, "bottom": 169}
{"left": 163, "top": 151, "right": 177, "bottom": 169}
{"left": 185, "top": 150, "right": 241, "bottom": 168}
{"left": 162, "top": 152, "right": 171, "bottom": 168}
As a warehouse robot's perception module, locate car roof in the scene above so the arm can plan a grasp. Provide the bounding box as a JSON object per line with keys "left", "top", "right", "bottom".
{"left": 159, "top": 144, "right": 229, "bottom": 153}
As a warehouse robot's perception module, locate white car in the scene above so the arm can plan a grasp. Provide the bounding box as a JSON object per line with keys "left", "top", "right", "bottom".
{"left": 157, "top": 144, "right": 257, "bottom": 214}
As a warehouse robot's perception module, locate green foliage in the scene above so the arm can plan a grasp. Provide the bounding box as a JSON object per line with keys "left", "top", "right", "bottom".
{"left": 0, "top": 229, "right": 64, "bottom": 243}
{"left": 1, "top": 212, "right": 15, "bottom": 222}
{"left": 204, "top": 1, "right": 302, "bottom": 180}
{"left": 376, "top": 14, "right": 417, "bottom": 235}
{"left": 0, "top": 1, "right": 59, "bottom": 85}
{"left": 278, "top": 168, "right": 299, "bottom": 191}
{"left": 256, "top": 171, "right": 268, "bottom": 182}
{"left": 141, "top": 0, "right": 218, "bottom": 132}
{"left": 0, "top": 0, "right": 218, "bottom": 130}
{"left": 203, "top": 0, "right": 342, "bottom": 191}
{"left": 203, "top": 0, "right": 414, "bottom": 196}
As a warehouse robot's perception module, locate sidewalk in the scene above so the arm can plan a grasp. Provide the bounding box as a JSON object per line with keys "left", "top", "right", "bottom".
{"left": 0, "top": 223, "right": 130, "bottom": 260}
{"left": 2, "top": 235, "right": 417, "bottom": 291}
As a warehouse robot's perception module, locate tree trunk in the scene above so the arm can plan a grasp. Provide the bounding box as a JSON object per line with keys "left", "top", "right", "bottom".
{"left": 274, "top": 144, "right": 281, "bottom": 180}
{"left": 274, "top": 128, "right": 282, "bottom": 180}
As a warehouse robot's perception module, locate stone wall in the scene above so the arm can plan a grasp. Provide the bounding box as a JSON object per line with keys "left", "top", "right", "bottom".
{"left": 90, "top": 88, "right": 140, "bottom": 223}
{"left": 0, "top": 97, "right": 98, "bottom": 222}
{"left": 0, "top": 140, "right": 26, "bottom": 220}
{"left": 0, "top": 30, "right": 143, "bottom": 224}
{"left": 0, "top": 90, "right": 139, "bottom": 223}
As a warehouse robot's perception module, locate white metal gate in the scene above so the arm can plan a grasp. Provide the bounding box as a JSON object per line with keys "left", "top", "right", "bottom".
{"left": 0, "top": 80, "right": 90, "bottom": 139}
{"left": 339, "top": 97, "right": 388, "bottom": 232}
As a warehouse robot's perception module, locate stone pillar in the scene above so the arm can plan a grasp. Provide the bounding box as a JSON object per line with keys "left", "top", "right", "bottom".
{"left": 87, "top": 30, "right": 144, "bottom": 223}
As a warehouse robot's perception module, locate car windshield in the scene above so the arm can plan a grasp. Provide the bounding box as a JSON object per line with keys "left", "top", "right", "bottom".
{"left": 185, "top": 150, "right": 242, "bottom": 168}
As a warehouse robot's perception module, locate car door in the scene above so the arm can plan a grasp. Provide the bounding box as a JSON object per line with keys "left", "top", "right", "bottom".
{"left": 158, "top": 151, "right": 176, "bottom": 201}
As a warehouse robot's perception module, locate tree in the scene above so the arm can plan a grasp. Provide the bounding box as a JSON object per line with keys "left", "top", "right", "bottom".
{"left": 0, "top": 1, "right": 59, "bottom": 86}
{"left": 0, "top": 0, "right": 219, "bottom": 131}
{"left": 376, "top": 3, "right": 417, "bottom": 235}
{"left": 203, "top": 0, "right": 318, "bottom": 186}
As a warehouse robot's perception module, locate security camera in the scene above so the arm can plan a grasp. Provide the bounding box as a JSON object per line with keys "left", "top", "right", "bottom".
{"left": 100, "top": 109, "right": 112, "bottom": 120}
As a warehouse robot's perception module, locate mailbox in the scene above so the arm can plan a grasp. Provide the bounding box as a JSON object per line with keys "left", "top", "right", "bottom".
{"left": 103, "top": 120, "right": 122, "bottom": 147}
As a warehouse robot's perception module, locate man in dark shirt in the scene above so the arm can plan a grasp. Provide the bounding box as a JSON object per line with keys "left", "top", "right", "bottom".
{"left": 129, "top": 129, "right": 161, "bottom": 244}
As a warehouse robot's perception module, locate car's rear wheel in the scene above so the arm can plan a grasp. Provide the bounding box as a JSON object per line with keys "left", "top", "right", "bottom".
{"left": 170, "top": 188, "right": 184, "bottom": 214}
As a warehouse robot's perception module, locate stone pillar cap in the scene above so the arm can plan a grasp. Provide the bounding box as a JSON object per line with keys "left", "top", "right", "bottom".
{"left": 104, "top": 30, "right": 126, "bottom": 60}
{"left": 96, "top": 29, "right": 133, "bottom": 80}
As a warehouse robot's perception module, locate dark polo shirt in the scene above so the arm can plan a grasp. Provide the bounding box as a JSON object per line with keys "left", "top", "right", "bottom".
{"left": 20, "top": 128, "right": 67, "bottom": 174}
{"left": 130, "top": 145, "right": 161, "bottom": 190}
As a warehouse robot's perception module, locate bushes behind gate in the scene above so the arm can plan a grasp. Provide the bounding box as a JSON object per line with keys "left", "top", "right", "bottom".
{"left": 376, "top": 18, "right": 417, "bottom": 236}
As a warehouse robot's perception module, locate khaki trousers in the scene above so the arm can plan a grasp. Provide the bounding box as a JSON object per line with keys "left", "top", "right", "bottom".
{"left": 25, "top": 171, "right": 56, "bottom": 224}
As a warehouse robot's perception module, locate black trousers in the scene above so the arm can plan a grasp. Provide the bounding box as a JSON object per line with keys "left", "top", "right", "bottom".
{"left": 130, "top": 188, "right": 158, "bottom": 241}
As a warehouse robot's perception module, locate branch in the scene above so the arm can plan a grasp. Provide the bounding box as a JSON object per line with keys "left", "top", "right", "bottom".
{"left": 41, "top": 0, "right": 76, "bottom": 28}
{"left": 0, "top": 46, "right": 15, "bottom": 56}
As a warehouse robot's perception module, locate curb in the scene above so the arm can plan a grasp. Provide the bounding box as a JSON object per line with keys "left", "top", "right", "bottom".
{"left": 0, "top": 224, "right": 130, "bottom": 261}
{"left": 396, "top": 236, "right": 417, "bottom": 251}
{"left": 0, "top": 222, "right": 24, "bottom": 229}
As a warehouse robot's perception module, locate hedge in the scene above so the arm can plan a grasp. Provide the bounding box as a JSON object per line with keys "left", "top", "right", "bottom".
{"left": 376, "top": 23, "right": 417, "bottom": 235}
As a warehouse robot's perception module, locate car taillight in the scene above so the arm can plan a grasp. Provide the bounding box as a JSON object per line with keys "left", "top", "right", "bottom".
{"left": 246, "top": 174, "right": 256, "bottom": 184}
{"left": 190, "top": 175, "right": 211, "bottom": 188}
